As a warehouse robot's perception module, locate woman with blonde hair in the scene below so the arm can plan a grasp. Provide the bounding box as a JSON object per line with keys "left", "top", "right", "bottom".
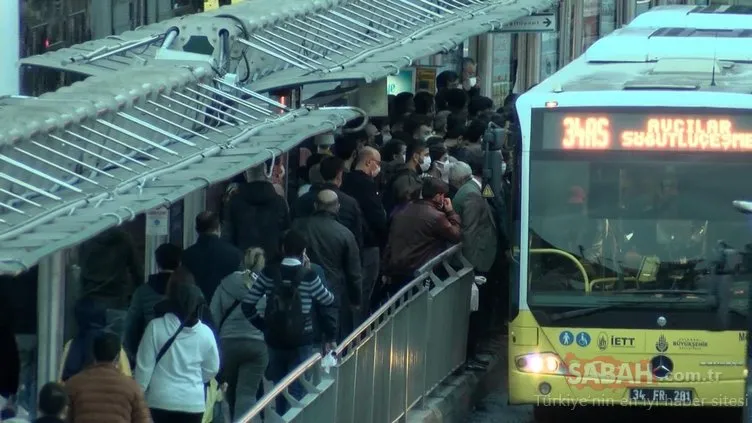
{"left": 209, "top": 248, "right": 268, "bottom": 420}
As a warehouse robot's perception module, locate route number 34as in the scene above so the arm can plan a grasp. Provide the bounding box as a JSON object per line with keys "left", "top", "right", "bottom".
{"left": 562, "top": 117, "right": 611, "bottom": 150}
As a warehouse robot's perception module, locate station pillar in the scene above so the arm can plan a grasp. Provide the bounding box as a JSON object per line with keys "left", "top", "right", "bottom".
{"left": 0, "top": 0, "right": 20, "bottom": 96}
{"left": 37, "top": 252, "right": 66, "bottom": 389}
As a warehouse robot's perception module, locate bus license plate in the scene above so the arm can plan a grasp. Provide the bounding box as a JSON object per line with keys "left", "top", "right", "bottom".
{"left": 629, "top": 388, "right": 693, "bottom": 403}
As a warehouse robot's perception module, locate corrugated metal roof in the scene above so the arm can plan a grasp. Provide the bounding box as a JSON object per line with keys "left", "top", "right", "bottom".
{"left": 18, "top": 20, "right": 175, "bottom": 77}
{"left": 19, "top": 0, "right": 556, "bottom": 90}
{"left": 246, "top": 0, "right": 556, "bottom": 92}
{"left": 0, "top": 62, "right": 363, "bottom": 275}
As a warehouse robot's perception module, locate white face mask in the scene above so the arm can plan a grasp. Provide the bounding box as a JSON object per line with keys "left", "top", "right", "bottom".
{"left": 501, "top": 162, "right": 507, "bottom": 174}
{"left": 420, "top": 156, "right": 432, "bottom": 172}
{"left": 401, "top": 153, "right": 407, "bottom": 163}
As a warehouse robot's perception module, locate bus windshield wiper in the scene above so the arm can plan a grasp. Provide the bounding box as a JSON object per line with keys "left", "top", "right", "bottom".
{"left": 547, "top": 295, "right": 709, "bottom": 323}
{"left": 548, "top": 306, "right": 617, "bottom": 322}
{"left": 622, "top": 289, "right": 711, "bottom": 296}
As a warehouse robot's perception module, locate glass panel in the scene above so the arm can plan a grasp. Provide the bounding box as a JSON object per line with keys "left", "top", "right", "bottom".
{"left": 527, "top": 154, "right": 751, "bottom": 315}
{"left": 540, "top": 25, "right": 560, "bottom": 80}
{"left": 491, "top": 33, "right": 514, "bottom": 107}
{"left": 584, "top": 0, "right": 618, "bottom": 50}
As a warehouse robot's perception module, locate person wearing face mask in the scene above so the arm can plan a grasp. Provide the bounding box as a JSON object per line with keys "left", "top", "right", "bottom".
{"left": 461, "top": 57, "right": 481, "bottom": 98}
{"left": 341, "top": 147, "right": 388, "bottom": 320}
{"left": 377, "top": 139, "right": 406, "bottom": 193}
{"left": 383, "top": 139, "right": 428, "bottom": 218}
{"left": 378, "top": 178, "right": 462, "bottom": 304}
{"left": 424, "top": 140, "right": 454, "bottom": 186}
{"left": 395, "top": 114, "right": 433, "bottom": 143}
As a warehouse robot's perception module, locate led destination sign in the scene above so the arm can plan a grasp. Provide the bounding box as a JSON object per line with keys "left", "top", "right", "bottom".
{"left": 540, "top": 110, "right": 752, "bottom": 152}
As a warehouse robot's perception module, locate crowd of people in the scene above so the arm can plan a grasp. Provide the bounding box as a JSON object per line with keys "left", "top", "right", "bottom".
{"left": 0, "top": 63, "right": 519, "bottom": 422}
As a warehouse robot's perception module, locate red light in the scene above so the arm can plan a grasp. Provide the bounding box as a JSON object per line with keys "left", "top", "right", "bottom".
{"left": 44, "top": 39, "right": 51, "bottom": 49}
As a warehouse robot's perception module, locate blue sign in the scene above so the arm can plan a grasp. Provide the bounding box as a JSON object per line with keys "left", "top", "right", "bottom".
{"left": 576, "top": 332, "right": 591, "bottom": 347}
{"left": 559, "top": 330, "right": 574, "bottom": 346}
{"left": 387, "top": 69, "right": 415, "bottom": 95}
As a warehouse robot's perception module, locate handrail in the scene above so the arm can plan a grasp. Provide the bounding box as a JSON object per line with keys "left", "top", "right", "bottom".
{"left": 415, "top": 244, "right": 463, "bottom": 275}
{"left": 529, "top": 248, "right": 591, "bottom": 292}
{"left": 235, "top": 352, "right": 323, "bottom": 422}
{"left": 235, "top": 243, "right": 470, "bottom": 423}
{"left": 335, "top": 243, "right": 463, "bottom": 356}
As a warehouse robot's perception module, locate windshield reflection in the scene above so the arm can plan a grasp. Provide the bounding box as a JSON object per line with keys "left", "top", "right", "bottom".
{"left": 527, "top": 156, "right": 751, "bottom": 313}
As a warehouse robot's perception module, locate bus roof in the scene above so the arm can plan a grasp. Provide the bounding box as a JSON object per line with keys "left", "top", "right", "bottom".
{"left": 521, "top": 6, "right": 752, "bottom": 107}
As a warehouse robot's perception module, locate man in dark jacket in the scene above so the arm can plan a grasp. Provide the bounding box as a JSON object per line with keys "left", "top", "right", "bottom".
{"left": 222, "top": 162, "right": 290, "bottom": 261}
{"left": 0, "top": 289, "right": 19, "bottom": 407}
{"left": 380, "top": 178, "right": 462, "bottom": 301}
{"left": 341, "top": 146, "right": 387, "bottom": 317}
{"left": 182, "top": 211, "right": 242, "bottom": 302}
{"left": 123, "top": 243, "right": 182, "bottom": 357}
{"left": 383, "top": 139, "right": 428, "bottom": 218}
{"left": 293, "top": 156, "right": 364, "bottom": 248}
{"left": 292, "top": 190, "right": 362, "bottom": 342}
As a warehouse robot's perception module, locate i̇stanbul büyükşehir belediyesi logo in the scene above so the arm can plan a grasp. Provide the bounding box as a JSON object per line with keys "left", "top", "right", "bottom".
{"left": 598, "top": 333, "right": 608, "bottom": 351}
{"left": 656, "top": 334, "right": 668, "bottom": 353}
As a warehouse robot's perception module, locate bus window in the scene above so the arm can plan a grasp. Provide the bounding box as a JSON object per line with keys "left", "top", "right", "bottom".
{"left": 528, "top": 155, "right": 751, "bottom": 315}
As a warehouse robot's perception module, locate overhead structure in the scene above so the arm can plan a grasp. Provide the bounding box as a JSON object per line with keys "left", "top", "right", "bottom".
{"left": 0, "top": 61, "right": 363, "bottom": 275}
{"left": 21, "top": 0, "right": 556, "bottom": 92}
{"left": 18, "top": 20, "right": 175, "bottom": 77}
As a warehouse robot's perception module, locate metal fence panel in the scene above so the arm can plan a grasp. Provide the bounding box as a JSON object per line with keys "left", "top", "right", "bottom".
{"left": 406, "top": 292, "right": 429, "bottom": 409}
{"left": 352, "top": 336, "right": 378, "bottom": 423}
{"left": 238, "top": 245, "right": 473, "bottom": 423}
{"left": 334, "top": 352, "right": 357, "bottom": 423}
{"left": 372, "top": 321, "right": 393, "bottom": 423}
{"left": 292, "top": 376, "right": 337, "bottom": 423}
{"left": 388, "top": 304, "right": 410, "bottom": 422}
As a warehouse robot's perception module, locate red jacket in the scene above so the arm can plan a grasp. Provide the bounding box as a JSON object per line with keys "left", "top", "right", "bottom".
{"left": 383, "top": 200, "right": 461, "bottom": 277}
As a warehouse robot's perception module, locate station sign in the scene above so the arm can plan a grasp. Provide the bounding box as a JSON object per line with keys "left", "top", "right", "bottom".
{"left": 496, "top": 13, "right": 557, "bottom": 33}
{"left": 537, "top": 109, "right": 752, "bottom": 153}
{"left": 387, "top": 69, "right": 416, "bottom": 95}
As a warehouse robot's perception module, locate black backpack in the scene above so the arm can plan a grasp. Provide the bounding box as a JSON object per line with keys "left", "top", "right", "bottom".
{"left": 264, "top": 265, "right": 307, "bottom": 348}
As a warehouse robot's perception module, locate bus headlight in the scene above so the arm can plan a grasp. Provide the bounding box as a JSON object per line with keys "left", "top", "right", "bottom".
{"left": 515, "top": 353, "right": 567, "bottom": 375}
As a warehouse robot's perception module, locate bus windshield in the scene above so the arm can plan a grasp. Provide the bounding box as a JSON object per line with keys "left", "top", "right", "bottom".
{"left": 527, "top": 153, "right": 752, "bottom": 315}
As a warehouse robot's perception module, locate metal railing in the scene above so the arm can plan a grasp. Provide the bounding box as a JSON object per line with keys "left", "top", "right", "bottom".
{"left": 236, "top": 244, "right": 473, "bottom": 422}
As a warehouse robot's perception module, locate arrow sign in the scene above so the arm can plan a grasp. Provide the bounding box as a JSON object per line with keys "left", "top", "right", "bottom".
{"left": 495, "top": 13, "right": 558, "bottom": 33}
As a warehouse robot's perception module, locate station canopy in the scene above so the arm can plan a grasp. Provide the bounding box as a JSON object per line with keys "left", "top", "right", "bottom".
{"left": 0, "top": 61, "right": 362, "bottom": 275}
{"left": 20, "top": 0, "right": 557, "bottom": 91}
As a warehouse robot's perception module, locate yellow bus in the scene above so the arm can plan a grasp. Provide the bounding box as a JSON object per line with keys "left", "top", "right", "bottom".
{"left": 508, "top": 5, "right": 752, "bottom": 419}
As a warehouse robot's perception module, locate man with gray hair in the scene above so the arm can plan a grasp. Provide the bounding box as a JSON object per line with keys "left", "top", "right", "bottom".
{"left": 292, "top": 189, "right": 362, "bottom": 342}
{"left": 448, "top": 161, "right": 472, "bottom": 189}
{"left": 450, "top": 157, "right": 499, "bottom": 364}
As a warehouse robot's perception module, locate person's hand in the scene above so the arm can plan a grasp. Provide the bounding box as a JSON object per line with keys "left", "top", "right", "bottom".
{"left": 303, "top": 252, "right": 311, "bottom": 269}
{"left": 443, "top": 197, "right": 454, "bottom": 213}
